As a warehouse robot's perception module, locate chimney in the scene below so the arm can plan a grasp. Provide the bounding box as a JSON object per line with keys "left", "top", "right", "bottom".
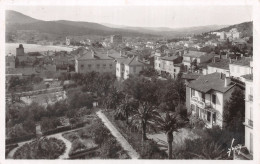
{"left": 241, "top": 54, "right": 243, "bottom": 58}
{"left": 229, "top": 58, "right": 232, "bottom": 63}
{"left": 120, "top": 51, "right": 122, "bottom": 57}
{"left": 224, "top": 75, "right": 231, "bottom": 87}
{"left": 219, "top": 53, "right": 222, "bottom": 59}
{"left": 236, "top": 56, "right": 238, "bottom": 61}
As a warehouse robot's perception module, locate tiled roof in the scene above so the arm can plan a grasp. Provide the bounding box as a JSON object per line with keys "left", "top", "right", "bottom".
{"left": 182, "top": 73, "right": 201, "bottom": 80}
{"left": 188, "top": 72, "right": 236, "bottom": 93}
{"left": 117, "top": 56, "right": 146, "bottom": 66}
{"left": 161, "top": 55, "right": 179, "bottom": 61}
{"left": 230, "top": 58, "right": 252, "bottom": 67}
{"left": 241, "top": 74, "right": 253, "bottom": 81}
{"left": 207, "top": 59, "right": 230, "bottom": 70}
{"left": 77, "top": 50, "right": 112, "bottom": 60}
{"left": 183, "top": 51, "right": 206, "bottom": 58}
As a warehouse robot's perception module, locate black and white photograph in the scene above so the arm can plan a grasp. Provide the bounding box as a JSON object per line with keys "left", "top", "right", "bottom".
{"left": 1, "top": 0, "right": 260, "bottom": 163}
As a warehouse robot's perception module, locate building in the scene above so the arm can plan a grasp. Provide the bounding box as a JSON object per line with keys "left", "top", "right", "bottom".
{"left": 229, "top": 58, "right": 253, "bottom": 82}
{"left": 207, "top": 58, "right": 230, "bottom": 75}
{"left": 186, "top": 72, "right": 237, "bottom": 128}
{"left": 6, "top": 55, "right": 16, "bottom": 69}
{"left": 66, "top": 37, "right": 70, "bottom": 46}
{"left": 111, "top": 35, "right": 123, "bottom": 44}
{"left": 116, "top": 56, "right": 148, "bottom": 80}
{"left": 75, "top": 49, "right": 125, "bottom": 74}
{"left": 16, "top": 44, "right": 25, "bottom": 56}
{"left": 154, "top": 53, "right": 183, "bottom": 79}
{"left": 182, "top": 51, "right": 215, "bottom": 72}
{"left": 242, "top": 74, "right": 253, "bottom": 155}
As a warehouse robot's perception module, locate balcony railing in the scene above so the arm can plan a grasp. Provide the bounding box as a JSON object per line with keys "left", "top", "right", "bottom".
{"left": 245, "top": 118, "right": 253, "bottom": 127}
{"left": 248, "top": 95, "right": 253, "bottom": 102}
{"left": 248, "top": 119, "right": 253, "bottom": 127}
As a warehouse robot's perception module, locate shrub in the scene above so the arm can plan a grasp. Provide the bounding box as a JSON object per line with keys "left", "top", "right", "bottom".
{"left": 14, "top": 137, "right": 66, "bottom": 159}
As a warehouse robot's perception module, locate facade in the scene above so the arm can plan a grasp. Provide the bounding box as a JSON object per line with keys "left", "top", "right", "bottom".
{"left": 229, "top": 58, "right": 253, "bottom": 82}
{"left": 186, "top": 72, "right": 236, "bottom": 128}
{"left": 207, "top": 58, "right": 230, "bottom": 75}
{"left": 116, "top": 56, "right": 148, "bottom": 80}
{"left": 75, "top": 50, "right": 125, "bottom": 74}
{"left": 111, "top": 35, "right": 123, "bottom": 44}
{"left": 182, "top": 51, "right": 215, "bottom": 72}
{"left": 242, "top": 74, "right": 253, "bottom": 154}
{"left": 16, "top": 44, "right": 25, "bottom": 56}
{"left": 154, "top": 53, "right": 182, "bottom": 79}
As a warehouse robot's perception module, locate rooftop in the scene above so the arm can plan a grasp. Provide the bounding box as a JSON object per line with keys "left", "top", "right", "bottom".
{"left": 161, "top": 55, "right": 179, "bottom": 61}
{"left": 241, "top": 74, "right": 253, "bottom": 81}
{"left": 183, "top": 51, "right": 206, "bottom": 58}
{"left": 207, "top": 59, "right": 230, "bottom": 70}
{"left": 182, "top": 73, "right": 201, "bottom": 80}
{"left": 230, "top": 58, "right": 252, "bottom": 67}
{"left": 188, "top": 72, "right": 236, "bottom": 93}
{"left": 117, "top": 56, "right": 147, "bottom": 66}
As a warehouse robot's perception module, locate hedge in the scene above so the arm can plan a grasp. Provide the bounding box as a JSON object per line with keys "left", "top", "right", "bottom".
{"left": 69, "top": 146, "right": 99, "bottom": 159}
{"left": 6, "top": 121, "right": 89, "bottom": 145}
{"left": 6, "top": 134, "right": 36, "bottom": 145}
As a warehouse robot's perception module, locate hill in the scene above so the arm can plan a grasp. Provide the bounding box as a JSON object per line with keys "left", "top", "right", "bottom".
{"left": 6, "top": 10, "right": 158, "bottom": 38}
{"left": 6, "top": 10, "right": 40, "bottom": 24}
{"left": 214, "top": 21, "right": 253, "bottom": 37}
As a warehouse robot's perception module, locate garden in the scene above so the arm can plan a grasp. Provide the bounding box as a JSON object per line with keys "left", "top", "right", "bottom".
{"left": 62, "top": 117, "right": 129, "bottom": 159}
{"left": 13, "top": 137, "right": 66, "bottom": 159}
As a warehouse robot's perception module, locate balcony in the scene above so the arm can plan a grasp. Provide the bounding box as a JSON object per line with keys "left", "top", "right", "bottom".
{"left": 248, "top": 95, "right": 253, "bottom": 102}
{"left": 244, "top": 118, "right": 253, "bottom": 128}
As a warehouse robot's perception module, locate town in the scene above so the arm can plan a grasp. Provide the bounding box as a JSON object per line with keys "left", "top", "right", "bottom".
{"left": 5, "top": 9, "right": 253, "bottom": 160}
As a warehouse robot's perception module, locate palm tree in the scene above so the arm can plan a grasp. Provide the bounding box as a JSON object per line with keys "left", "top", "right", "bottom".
{"left": 115, "top": 96, "right": 138, "bottom": 124}
{"left": 131, "top": 102, "right": 159, "bottom": 142}
{"left": 155, "top": 112, "right": 186, "bottom": 159}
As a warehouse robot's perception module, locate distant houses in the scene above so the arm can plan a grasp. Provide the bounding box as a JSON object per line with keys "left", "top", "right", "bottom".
{"left": 116, "top": 56, "right": 149, "bottom": 80}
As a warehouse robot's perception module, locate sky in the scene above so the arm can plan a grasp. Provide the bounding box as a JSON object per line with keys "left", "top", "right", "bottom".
{"left": 6, "top": 5, "right": 252, "bottom": 28}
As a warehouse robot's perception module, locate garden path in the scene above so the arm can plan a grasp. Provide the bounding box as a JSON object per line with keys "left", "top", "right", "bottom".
{"left": 96, "top": 110, "right": 140, "bottom": 159}
{"left": 7, "top": 127, "right": 83, "bottom": 159}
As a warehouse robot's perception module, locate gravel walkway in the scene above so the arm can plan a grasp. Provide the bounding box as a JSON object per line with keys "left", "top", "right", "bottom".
{"left": 96, "top": 110, "right": 140, "bottom": 159}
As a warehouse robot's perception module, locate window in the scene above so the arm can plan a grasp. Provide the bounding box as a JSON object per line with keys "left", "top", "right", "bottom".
{"left": 191, "top": 89, "right": 195, "bottom": 97}
{"left": 213, "top": 113, "right": 216, "bottom": 123}
{"left": 81, "top": 64, "right": 84, "bottom": 68}
{"left": 202, "top": 93, "right": 205, "bottom": 102}
{"left": 103, "top": 64, "right": 106, "bottom": 67}
{"left": 207, "top": 111, "right": 211, "bottom": 122}
{"left": 159, "top": 64, "right": 161, "bottom": 68}
{"left": 174, "top": 69, "right": 176, "bottom": 72}
{"left": 212, "top": 94, "right": 216, "bottom": 104}
{"left": 88, "top": 64, "right": 91, "bottom": 68}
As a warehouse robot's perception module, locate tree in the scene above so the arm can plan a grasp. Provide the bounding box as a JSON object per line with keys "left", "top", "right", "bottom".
{"left": 223, "top": 88, "right": 245, "bottom": 133}
{"left": 131, "top": 102, "right": 159, "bottom": 142}
{"left": 115, "top": 96, "right": 138, "bottom": 124}
{"left": 104, "top": 87, "right": 124, "bottom": 110}
{"left": 155, "top": 112, "right": 186, "bottom": 159}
